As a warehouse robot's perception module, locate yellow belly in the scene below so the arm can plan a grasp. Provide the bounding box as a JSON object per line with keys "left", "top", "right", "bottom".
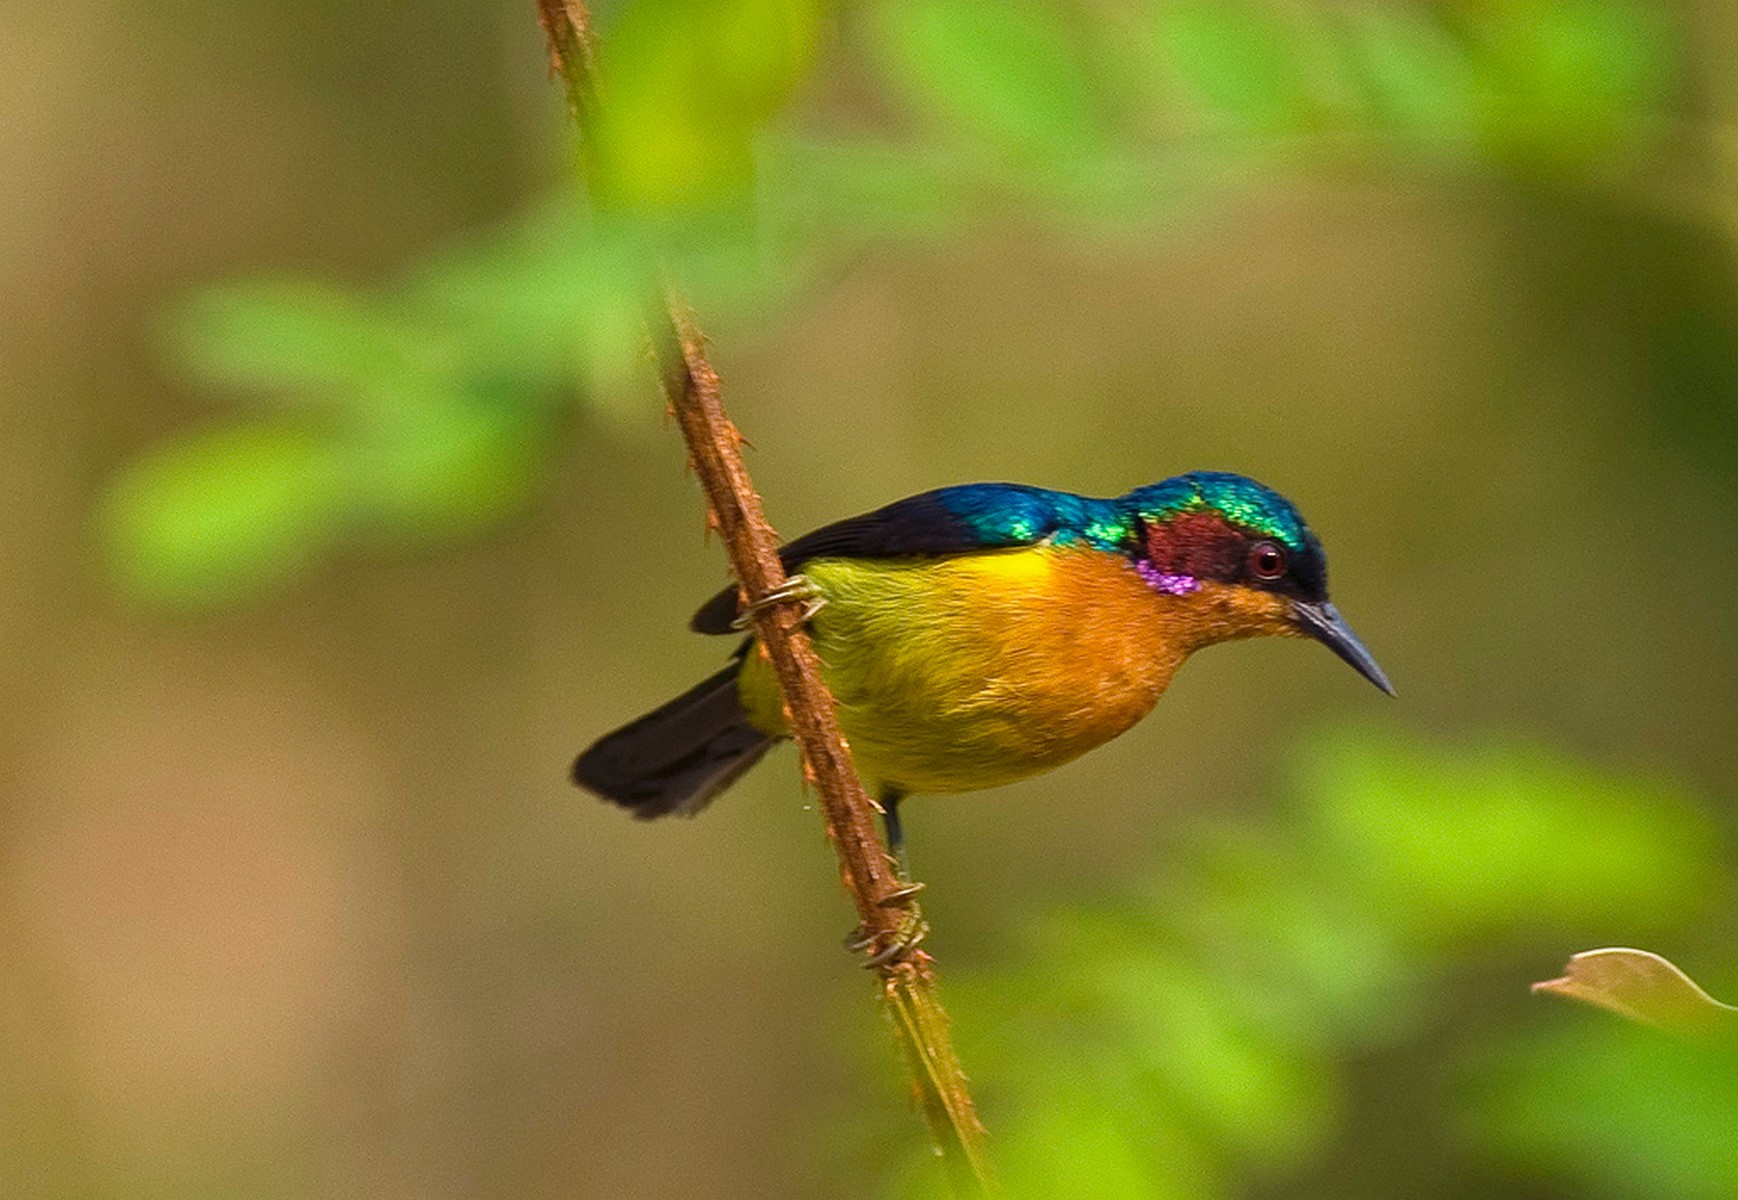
{"left": 735, "top": 546, "right": 1188, "bottom": 796}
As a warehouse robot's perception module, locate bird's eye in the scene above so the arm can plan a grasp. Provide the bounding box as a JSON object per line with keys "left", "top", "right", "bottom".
{"left": 1250, "top": 542, "right": 1287, "bottom": 580}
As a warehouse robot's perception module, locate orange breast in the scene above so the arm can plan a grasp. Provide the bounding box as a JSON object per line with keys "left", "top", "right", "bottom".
{"left": 739, "top": 545, "right": 1194, "bottom": 795}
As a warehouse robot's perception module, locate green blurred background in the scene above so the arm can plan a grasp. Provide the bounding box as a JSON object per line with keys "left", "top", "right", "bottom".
{"left": 6, "top": 0, "right": 1738, "bottom": 1195}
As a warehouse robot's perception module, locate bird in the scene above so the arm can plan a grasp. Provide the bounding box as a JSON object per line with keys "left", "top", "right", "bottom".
{"left": 573, "top": 471, "right": 1392, "bottom": 926}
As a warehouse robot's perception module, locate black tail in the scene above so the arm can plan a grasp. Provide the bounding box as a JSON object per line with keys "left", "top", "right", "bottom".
{"left": 572, "top": 664, "right": 776, "bottom": 819}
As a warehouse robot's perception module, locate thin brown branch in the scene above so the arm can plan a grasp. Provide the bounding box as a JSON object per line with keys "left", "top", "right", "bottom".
{"left": 534, "top": 0, "right": 596, "bottom": 119}
{"left": 534, "top": 3, "right": 990, "bottom": 1189}
{"left": 649, "top": 303, "right": 907, "bottom": 925}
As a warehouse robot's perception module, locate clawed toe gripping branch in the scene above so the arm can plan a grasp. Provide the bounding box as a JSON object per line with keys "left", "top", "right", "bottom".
{"left": 532, "top": 1, "right": 990, "bottom": 1190}
{"left": 732, "top": 573, "right": 828, "bottom": 630}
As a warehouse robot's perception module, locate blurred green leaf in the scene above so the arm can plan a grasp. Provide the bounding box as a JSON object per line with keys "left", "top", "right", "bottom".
{"left": 709, "top": 0, "right": 824, "bottom": 117}
{"left": 865, "top": 0, "right": 1105, "bottom": 154}
{"left": 1474, "top": 0, "right": 1675, "bottom": 165}
{"left": 1018, "top": 143, "right": 1212, "bottom": 229}
{"left": 1340, "top": 10, "right": 1480, "bottom": 149}
{"left": 1114, "top": 954, "right": 1333, "bottom": 1165}
{"left": 347, "top": 392, "right": 556, "bottom": 542}
{"left": 99, "top": 422, "right": 347, "bottom": 609}
{"left": 410, "top": 206, "right": 655, "bottom": 402}
{"left": 994, "top": 1095, "right": 1210, "bottom": 1200}
{"left": 163, "top": 279, "right": 415, "bottom": 398}
{"left": 1294, "top": 733, "right": 1720, "bottom": 945}
{"left": 590, "top": 0, "right": 822, "bottom": 210}
{"left": 1155, "top": 832, "right": 1421, "bottom": 1045}
{"left": 761, "top": 137, "right": 968, "bottom": 244}
{"left": 1155, "top": 2, "right": 1312, "bottom": 136}
{"left": 1469, "top": 1021, "right": 1738, "bottom": 1200}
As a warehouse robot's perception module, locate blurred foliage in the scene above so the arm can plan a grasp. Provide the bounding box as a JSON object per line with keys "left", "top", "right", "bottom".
{"left": 99, "top": 0, "right": 1686, "bottom": 608}
{"left": 833, "top": 729, "right": 1732, "bottom": 1198}
{"left": 100, "top": 274, "right": 565, "bottom": 607}
{"left": 1470, "top": 1018, "right": 1738, "bottom": 1200}
{"left": 588, "top": 0, "right": 824, "bottom": 211}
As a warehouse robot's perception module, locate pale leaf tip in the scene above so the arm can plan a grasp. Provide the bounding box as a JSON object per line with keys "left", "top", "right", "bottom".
{"left": 1533, "top": 947, "right": 1737, "bottom": 1037}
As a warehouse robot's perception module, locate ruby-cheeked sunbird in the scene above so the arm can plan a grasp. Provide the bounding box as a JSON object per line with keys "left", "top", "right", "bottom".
{"left": 574, "top": 471, "right": 1391, "bottom": 861}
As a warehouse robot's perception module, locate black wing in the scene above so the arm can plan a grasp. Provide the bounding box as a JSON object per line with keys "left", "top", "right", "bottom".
{"left": 689, "top": 483, "right": 1079, "bottom": 633}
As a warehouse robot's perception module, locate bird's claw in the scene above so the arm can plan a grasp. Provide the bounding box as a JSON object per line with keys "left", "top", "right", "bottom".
{"left": 732, "top": 574, "right": 827, "bottom": 630}
{"left": 863, "top": 914, "right": 930, "bottom": 968}
{"left": 843, "top": 879, "right": 929, "bottom": 968}
{"left": 878, "top": 881, "right": 925, "bottom": 906}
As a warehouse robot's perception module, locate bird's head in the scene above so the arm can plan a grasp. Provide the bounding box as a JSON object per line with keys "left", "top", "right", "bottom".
{"left": 1123, "top": 472, "right": 1394, "bottom": 695}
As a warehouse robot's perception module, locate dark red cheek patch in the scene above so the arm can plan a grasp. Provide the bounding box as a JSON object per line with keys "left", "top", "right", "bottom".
{"left": 1143, "top": 512, "right": 1245, "bottom": 582}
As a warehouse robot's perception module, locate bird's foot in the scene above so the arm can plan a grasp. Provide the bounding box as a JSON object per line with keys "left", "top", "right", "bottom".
{"left": 843, "top": 881, "right": 929, "bottom": 968}
{"left": 732, "top": 574, "right": 827, "bottom": 630}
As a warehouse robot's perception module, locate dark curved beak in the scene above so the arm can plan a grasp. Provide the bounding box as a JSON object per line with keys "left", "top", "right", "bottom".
{"left": 1292, "top": 600, "right": 1395, "bottom": 697}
